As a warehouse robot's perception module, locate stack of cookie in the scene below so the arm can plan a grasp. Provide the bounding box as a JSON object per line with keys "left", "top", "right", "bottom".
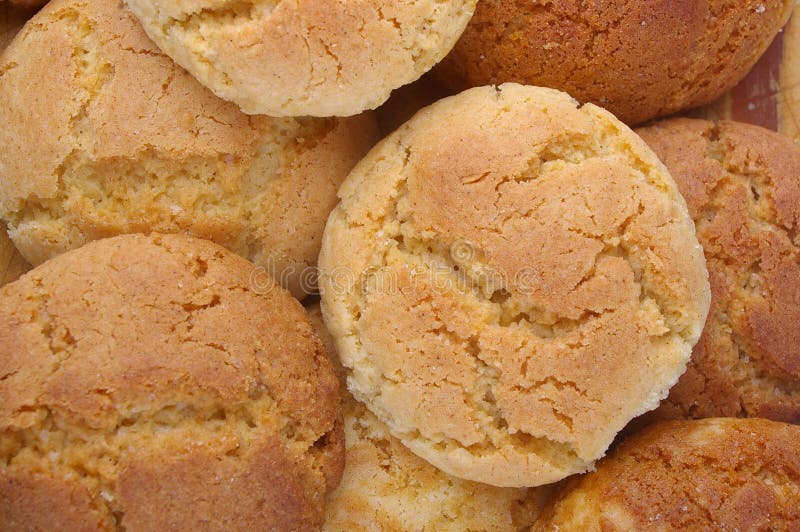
{"left": 1, "top": 0, "right": 798, "bottom": 530}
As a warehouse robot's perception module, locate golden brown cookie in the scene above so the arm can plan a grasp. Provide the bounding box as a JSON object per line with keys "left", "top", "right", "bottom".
{"left": 305, "top": 302, "right": 550, "bottom": 531}
{"left": 436, "top": 0, "right": 794, "bottom": 125}
{"left": 319, "top": 84, "right": 710, "bottom": 487}
{"left": 124, "top": 0, "right": 477, "bottom": 117}
{"left": 0, "top": 0, "right": 378, "bottom": 299}
{"left": 0, "top": 233, "right": 344, "bottom": 531}
{"left": 636, "top": 118, "right": 800, "bottom": 423}
{"left": 534, "top": 418, "right": 800, "bottom": 530}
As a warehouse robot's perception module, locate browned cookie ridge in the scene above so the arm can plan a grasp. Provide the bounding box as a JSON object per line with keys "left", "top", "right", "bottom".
{"left": 637, "top": 118, "right": 800, "bottom": 424}
{"left": 534, "top": 418, "right": 800, "bottom": 530}
{"left": 0, "top": 234, "right": 344, "bottom": 531}
{"left": 436, "top": 0, "right": 794, "bottom": 125}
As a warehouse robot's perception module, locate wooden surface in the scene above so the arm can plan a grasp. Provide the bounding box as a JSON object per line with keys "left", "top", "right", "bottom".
{"left": 0, "top": 7, "right": 797, "bottom": 288}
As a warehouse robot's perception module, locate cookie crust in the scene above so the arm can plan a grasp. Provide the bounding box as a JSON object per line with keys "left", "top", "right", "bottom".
{"left": 0, "top": 0, "right": 378, "bottom": 299}
{"left": 534, "top": 418, "right": 800, "bottom": 530}
{"left": 124, "top": 0, "right": 477, "bottom": 117}
{"left": 437, "top": 0, "right": 794, "bottom": 125}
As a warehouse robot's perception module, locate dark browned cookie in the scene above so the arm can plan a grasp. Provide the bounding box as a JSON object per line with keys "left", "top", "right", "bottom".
{"left": 534, "top": 418, "right": 800, "bottom": 530}
{"left": 436, "top": 0, "right": 794, "bottom": 125}
{"left": 0, "top": 233, "right": 344, "bottom": 531}
{"left": 637, "top": 118, "right": 800, "bottom": 423}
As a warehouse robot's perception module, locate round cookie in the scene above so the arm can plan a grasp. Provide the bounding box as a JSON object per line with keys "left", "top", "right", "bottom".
{"left": 533, "top": 418, "right": 800, "bottom": 530}
{"left": 0, "top": 0, "right": 378, "bottom": 300}
{"left": 319, "top": 83, "right": 711, "bottom": 487}
{"left": 124, "top": 0, "right": 477, "bottom": 117}
{"left": 636, "top": 118, "right": 800, "bottom": 423}
{"left": 436, "top": 0, "right": 794, "bottom": 125}
{"left": 306, "top": 303, "right": 551, "bottom": 530}
{"left": 0, "top": 233, "right": 344, "bottom": 530}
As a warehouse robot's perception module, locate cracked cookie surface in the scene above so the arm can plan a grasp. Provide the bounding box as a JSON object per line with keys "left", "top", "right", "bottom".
{"left": 0, "top": 0, "right": 378, "bottom": 299}
{"left": 318, "top": 84, "right": 710, "bottom": 487}
{"left": 0, "top": 233, "right": 344, "bottom": 531}
{"left": 637, "top": 118, "right": 800, "bottom": 423}
{"left": 533, "top": 418, "right": 800, "bottom": 530}
{"left": 436, "top": 0, "right": 794, "bottom": 125}
{"left": 306, "top": 303, "right": 551, "bottom": 531}
{"left": 123, "top": 0, "right": 477, "bottom": 117}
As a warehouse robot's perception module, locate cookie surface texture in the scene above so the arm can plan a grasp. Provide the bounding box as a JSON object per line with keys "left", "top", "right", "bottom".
{"left": 124, "top": 0, "right": 477, "bottom": 117}
{"left": 436, "top": 0, "right": 794, "bottom": 125}
{"left": 0, "top": 233, "right": 344, "bottom": 531}
{"left": 306, "top": 303, "right": 550, "bottom": 530}
{"left": 319, "top": 84, "right": 711, "bottom": 487}
{"left": 637, "top": 118, "right": 800, "bottom": 423}
{"left": 533, "top": 418, "right": 800, "bottom": 530}
{"left": 0, "top": 0, "right": 379, "bottom": 299}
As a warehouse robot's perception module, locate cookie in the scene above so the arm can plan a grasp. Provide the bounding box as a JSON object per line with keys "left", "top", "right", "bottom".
{"left": 305, "top": 303, "right": 549, "bottom": 531}
{"left": 124, "top": 0, "right": 477, "bottom": 117}
{"left": 318, "top": 84, "right": 711, "bottom": 487}
{"left": 0, "top": 233, "right": 344, "bottom": 530}
{"left": 636, "top": 118, "right": 800, "bottom": 423}
{"left": 0, "top": 0, "right": 379, "bottom": 300}
{"left": 436, "top": 0, "right": 794, "bottom": 125}
{"left": 534, "top": 418, "right": 800, "bottom": 530}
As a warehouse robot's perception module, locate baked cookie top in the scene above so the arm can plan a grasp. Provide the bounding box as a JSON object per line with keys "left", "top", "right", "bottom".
{"left": 124, "top": 0, "right": 477, "bottom": 117}
{"left": 436, "top": 0, "right": 794, "bottom": 125}
{"left": 534, "top": 418, "right": 800, "bottom": 530}
{"left": 319, "top": 84, "right": 710, "bottom": 487}
{"left": 0, "top": 233, "right": 343, "bottom": 530}
{"left": 306, "top": 302, "right": 550, "bottom": 531}
{"left": 637, "top": 118, "right": 800, "bottom": 423}
{"left": 0, "top": 0, "right": 378, "bottom": 299}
